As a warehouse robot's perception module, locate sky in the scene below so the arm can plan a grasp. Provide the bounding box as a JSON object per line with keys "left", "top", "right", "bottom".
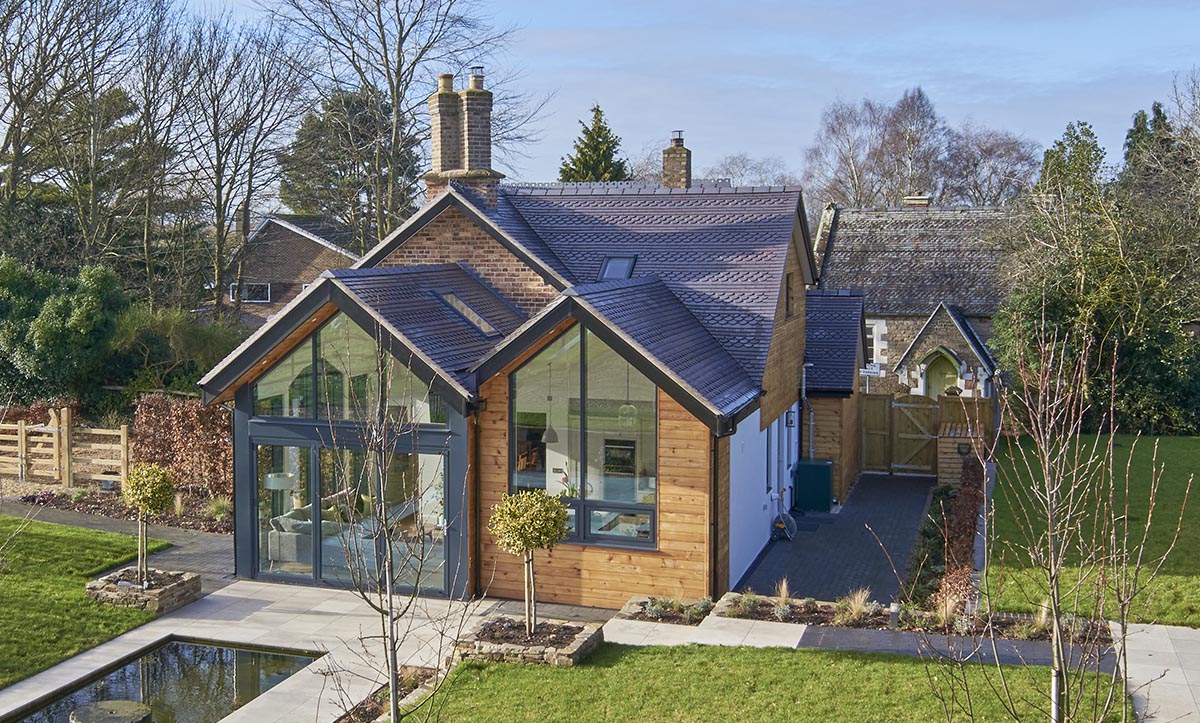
{"left": 218, "top": 0, "right": 1200, "bottom": 183}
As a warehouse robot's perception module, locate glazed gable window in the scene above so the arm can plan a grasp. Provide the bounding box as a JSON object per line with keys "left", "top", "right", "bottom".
{"left": 251, "top": 312, "right": 447, "bottom": 425}
{"left": 509, "top": 326, "right": 657, "bottom": 547}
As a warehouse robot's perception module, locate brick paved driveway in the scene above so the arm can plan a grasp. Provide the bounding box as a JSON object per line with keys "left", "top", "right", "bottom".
{"left": 738, "top": 474, "right": 933, "bottom": 603}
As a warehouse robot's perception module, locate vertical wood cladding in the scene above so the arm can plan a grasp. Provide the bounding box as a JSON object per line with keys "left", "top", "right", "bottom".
{"left": 474, "top": 323, "right": 714, "bottom": 609}
{"left": 379, "top": 207, "right": 560, "bottom": 316}
{"left": 760, "top": 242, "right": 807, "bottom": 429}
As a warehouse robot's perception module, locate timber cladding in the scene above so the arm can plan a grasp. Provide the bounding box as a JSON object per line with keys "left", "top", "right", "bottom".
{"left": 378, "top": 206, "right": 560, "bottom": 316}
{"left": 805, "top": 396, "right": 861, "bottom": 502}
{"left": 759, "top": 243, "right": 807, "bottom": 429}
{"left": 474, "top": 324, "right": 714, "bottom": 609}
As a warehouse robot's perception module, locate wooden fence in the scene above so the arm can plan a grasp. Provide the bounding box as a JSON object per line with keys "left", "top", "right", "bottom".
{"left": 0, "top": 406, "right": 129, "bottom": 487}
{"left": 860, "top": 393, "right": 998, "bottom": 476}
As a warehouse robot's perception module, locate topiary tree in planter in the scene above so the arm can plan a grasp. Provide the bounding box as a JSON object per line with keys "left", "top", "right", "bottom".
{"left": 488, "top": 491, "right": 569, "bottom": 636}
{"left": 123, "top": 463, "right": 174, "bottom": 587}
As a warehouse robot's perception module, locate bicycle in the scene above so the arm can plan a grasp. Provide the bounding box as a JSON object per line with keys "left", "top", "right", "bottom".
{"left": 771, "top": 489, "right": 797, "bottom": 541}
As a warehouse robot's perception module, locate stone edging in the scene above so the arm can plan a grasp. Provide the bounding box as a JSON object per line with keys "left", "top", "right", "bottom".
{"left": 85, "top": 568, "right": 202, "bottom": 614}
{"left": 452, "top": 618, "right": 604, "bottom": 667}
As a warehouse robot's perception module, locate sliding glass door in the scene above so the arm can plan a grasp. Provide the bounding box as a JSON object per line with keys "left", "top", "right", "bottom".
{"left": 256, "top": 444, "right": 313, "bottom": 579}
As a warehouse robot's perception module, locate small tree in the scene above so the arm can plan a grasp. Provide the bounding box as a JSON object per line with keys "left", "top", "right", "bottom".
{"left": 123, "top": 463, "right": 174, "bottom": 586}
{"left": 559, "top": 105, "right": 631, "bottom": 182}
{"left": 488, "top": 491, "right": 569, "bottom": 636}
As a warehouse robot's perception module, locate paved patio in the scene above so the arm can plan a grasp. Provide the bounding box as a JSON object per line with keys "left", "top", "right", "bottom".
{"left": 1121, "top": 622, "right": 1200, "bottom": 721}
{"left": 738, "top": 473, "right": 934, "bottom": 602}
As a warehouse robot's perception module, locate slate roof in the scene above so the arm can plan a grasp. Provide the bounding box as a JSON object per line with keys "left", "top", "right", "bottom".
{"left": 804, "top": 290, "right": 865, "bottom": 396}
{"left": 817, "top": 205, "right": 1011, "bottom": 317}
{"left": 565, "top": 277, "right": 760, "bottom": 416}
{"left": 328, "top": 264, "right": 526, "bottom": 389}
{"left": 272, "top": 215, "right": 364, "bottom": 255}
{"left": 473, "top": 182, "right": 807, "bottom": 384}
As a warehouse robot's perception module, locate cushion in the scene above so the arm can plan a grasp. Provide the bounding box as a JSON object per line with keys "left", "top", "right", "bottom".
{"left": 320, "top": 520, "right": 343, "bottom": 536}
{"left": 277, "top": 517, "right": 311, "bottom": 535}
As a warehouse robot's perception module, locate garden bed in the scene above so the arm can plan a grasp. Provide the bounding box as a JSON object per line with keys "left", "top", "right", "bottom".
{"left": 336, "top": 667, "right": 437, "bottom": 723}
{"left": 453, "top": 617, "right": 603, "bottom": 667}
{"left": 86, "top": 566, "right": 202, "bottom": 614}
{"left": 714, "top": 591, "right": 1111, "bottom": 646}
{"left": 18, "top": 488, "right": 232, "bottom": 534}
{"left": 615, "top": 595, "right": 714, "bottom": 626}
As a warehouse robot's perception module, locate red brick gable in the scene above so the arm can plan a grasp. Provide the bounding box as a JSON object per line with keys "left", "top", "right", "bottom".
{"left": 377, "top": 206, "right": 560, "bottom": 315}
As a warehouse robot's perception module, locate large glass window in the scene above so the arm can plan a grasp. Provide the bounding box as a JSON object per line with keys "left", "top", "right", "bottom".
{"left": 510, "top": 326, "right": 657, "bottom": 546}
{"left": 316, "top": 449, "right": 446, "bottom": 593}
{"left": 250, "top": 313, "right": 446, "bottom": 425}
{"left": 257, "top": 444, "right": 312, "bottom": 578}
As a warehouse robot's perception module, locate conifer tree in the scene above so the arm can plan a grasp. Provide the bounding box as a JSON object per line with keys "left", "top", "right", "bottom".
{"left": 558, "top": 105, "right": 631, "bottom": 182}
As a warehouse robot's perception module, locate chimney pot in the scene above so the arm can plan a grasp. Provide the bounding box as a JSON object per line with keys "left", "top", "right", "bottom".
{"left": 468, "top": 66, "right": 485, "bottom": 90}
{"left": 437, "top": 73, "right": 454, "bottom": 93}
{"left": 670, "top": 130, "right": 685, "bottom": 147}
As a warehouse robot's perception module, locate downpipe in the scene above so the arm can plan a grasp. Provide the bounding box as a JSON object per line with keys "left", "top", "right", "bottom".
{"left": 801, "top": 362, "right": 815, "bottom": 459}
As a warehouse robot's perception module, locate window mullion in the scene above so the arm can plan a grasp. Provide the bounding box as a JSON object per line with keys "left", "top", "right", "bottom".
{"left": 578, "top": 328, "right": 588, "bottom": 542}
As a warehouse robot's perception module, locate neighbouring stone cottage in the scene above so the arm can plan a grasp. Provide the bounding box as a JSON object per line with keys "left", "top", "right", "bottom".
{"left": 814, "top": 199, "right": 1011, "bottom": 398}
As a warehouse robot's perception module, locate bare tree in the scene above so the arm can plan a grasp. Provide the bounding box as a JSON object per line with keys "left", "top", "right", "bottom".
{"left": 802, "top": 98, "right": 888, "bottom": 207}
{"left": 311, "top": 324, "right": 476, "bottom": 722}
{"left": 876, "top": 87, "right": 951, "bottom": 203}
{"left": 268, "top": 0, "right": 543, "bottom": 239}
{"left": 126, "top": 0, "right": 196, "bottom": 307}
{"left": 183, "top": 14, "right": 312, "bottom": 319}
{"left": 702, "top": 153, "right": 800, "bottom": 187}
{"left": 0, "top": 0, "right": 105, "bottom": 204}
{"left": 943, "top": 123, "right": 1040, "bottom": 206}
{"left": 30, "top": 0, "right": 146, "bottom": 258}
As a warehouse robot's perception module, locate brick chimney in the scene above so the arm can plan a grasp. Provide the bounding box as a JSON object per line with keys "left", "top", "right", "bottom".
{"left": 662, "top": 130, "right": 691, "bottom": 189}
{"left": 424, "top": 67, "right": 504, "bottom": 205}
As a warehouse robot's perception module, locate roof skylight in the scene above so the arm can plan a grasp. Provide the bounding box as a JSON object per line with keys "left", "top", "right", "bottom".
{"left": 440, "top": 292, "right": 498, "bottom": 336}
{"left": 598, "top": 255, "right": 636, "bottom": 281}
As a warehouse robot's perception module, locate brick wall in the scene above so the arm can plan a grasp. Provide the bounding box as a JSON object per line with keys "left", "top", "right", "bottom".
{"left": 235, "top": 224, "right": 355, "bottom": 329}
{"left": 379, "top": 206, "right": 560, "bottom": 316}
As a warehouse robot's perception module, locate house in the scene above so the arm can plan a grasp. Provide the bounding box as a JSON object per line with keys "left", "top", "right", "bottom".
{"left": 228, "top": 215, "right": 363, "bottom": 328}
{"left": 815, "top": 201, "right": 1010, "bottom": 398}
{"left": 199, "top": 69, "right": 842, "bottom": 608}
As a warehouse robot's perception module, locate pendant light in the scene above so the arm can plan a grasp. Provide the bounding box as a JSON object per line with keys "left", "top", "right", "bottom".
{"left": 542, "top": 361, "right": 559, "bottom": 444}
{"left": 618, "top": 362, "right": 638, "bottom": 429}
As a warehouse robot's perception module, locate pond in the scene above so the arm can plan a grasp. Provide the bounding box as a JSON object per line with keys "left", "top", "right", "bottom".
{"left": 13, "top": 639, "right": 319, "bottom": 723}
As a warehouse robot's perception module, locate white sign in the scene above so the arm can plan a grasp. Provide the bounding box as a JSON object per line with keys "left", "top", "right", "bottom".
{"left": 859, "top": 363, "right": 885, "bottom": 378}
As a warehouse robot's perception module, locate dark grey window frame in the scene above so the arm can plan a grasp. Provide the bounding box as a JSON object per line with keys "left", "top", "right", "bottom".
{"left": 507, "top": 327, "right": 657, "bottom": 550}
{"left": 233, "top": 317, "right": 468, "bottom": 599}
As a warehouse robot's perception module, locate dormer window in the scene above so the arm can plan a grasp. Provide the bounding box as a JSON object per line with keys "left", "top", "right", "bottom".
{"left": 598, "top": 256, "right": 636, "bottom": 281}
{"left": 440, "top": 292, "right": 497, "bottom": 336}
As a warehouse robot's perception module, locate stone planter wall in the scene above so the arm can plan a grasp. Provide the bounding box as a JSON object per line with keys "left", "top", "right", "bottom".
{"left": 86, "top": 568, "right": 202, "bottom": 614}
{"left": 452, "top": 619, "right": 604, "bottom": 667}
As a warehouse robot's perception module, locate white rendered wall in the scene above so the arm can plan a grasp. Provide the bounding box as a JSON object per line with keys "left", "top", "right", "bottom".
{"left": 727, "top": 404, "right": 802, "bottom": 588}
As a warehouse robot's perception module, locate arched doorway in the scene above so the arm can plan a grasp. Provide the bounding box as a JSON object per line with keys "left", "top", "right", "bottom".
{"left": 921, "top": 348, "right": 960, "bottom": 398}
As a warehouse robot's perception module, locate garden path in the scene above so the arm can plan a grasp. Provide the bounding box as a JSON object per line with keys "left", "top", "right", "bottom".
{"left": 738, "top": 474, "right": 934, "bottom": 602}
{"left": 0, "top": 502, "right": 234, "bottom": 592}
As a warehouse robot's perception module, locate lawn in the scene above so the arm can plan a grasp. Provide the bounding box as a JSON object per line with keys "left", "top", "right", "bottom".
{"left": 408, "top": 644, "right": 1120, "bottom": 723}
{"left": 0, "top": 515, "right": 170, "bottom": 689}
{"left": 989, "top": 435, "right": 1200, "bottom": 626}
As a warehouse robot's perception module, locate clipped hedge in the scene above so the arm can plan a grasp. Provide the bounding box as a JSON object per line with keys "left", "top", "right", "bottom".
{"left": 132, "top": 394, "right": 232, "bottom": 498}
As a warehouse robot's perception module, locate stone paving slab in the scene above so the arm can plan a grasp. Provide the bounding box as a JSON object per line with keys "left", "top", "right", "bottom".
{"left": 1122, "top": 622, "right": 1200, "bottom": 721}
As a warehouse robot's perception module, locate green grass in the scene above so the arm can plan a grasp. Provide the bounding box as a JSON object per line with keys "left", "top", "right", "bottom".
{"left": 990, "top": 435, "right": 1200, "bottom": 626}
{"left": 408, "top": 644, "right": 1121, "bottom": 723}
{"left": 0, "top": 515, "right": 170, "bottom": 689}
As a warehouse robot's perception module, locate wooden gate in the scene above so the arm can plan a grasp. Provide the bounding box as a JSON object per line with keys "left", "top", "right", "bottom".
{"left": 861, "top": 393, "right": 942, "bottom": 475}
{"left": 890, "top": 394, "right": 939, "bottom": 475}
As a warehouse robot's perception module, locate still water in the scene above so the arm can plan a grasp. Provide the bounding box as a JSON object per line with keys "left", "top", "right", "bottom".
{"left": 15, "top": 640, "right": 318, "bottom": 723}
